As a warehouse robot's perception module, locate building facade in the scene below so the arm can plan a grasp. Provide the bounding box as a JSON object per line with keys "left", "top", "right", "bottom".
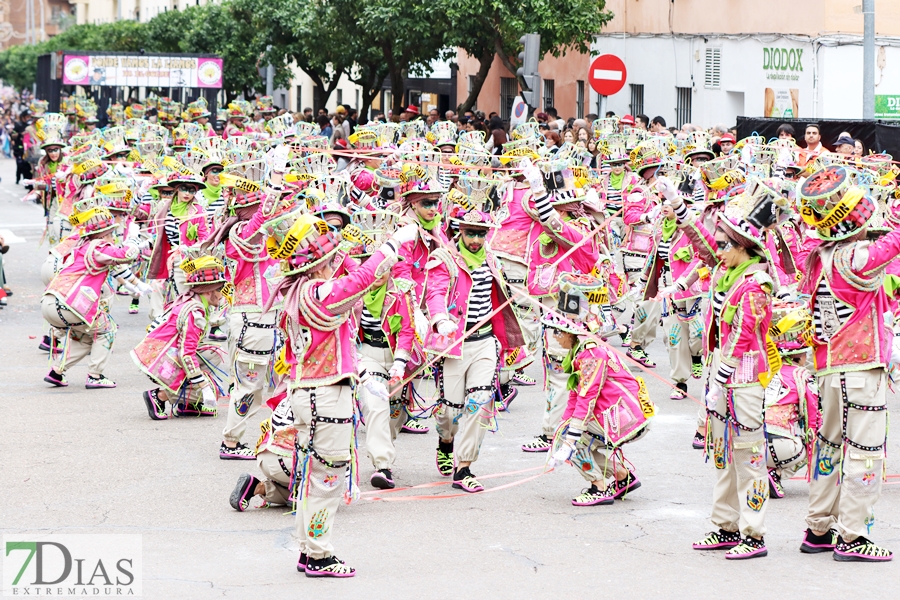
{"left": 456, "top": 0, "right": 900, "bottom": 124}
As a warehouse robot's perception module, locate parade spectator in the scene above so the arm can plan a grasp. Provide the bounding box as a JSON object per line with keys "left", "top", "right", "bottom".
{"left": 776, "top": 123, "right": 796, "bottom": 140}
{"left": 855, "top": 138, "right": 867, "bottom": 157}
{"left": 804, "top": 123, "right": 823, "bottom": 153}
{"left": 834, "top": 135, "right": 856, "bottom": 156}
{"left": 317, "top": 114, "right": 332, "bottom": 139}
{"left": 635, "top": 114, "right": 650, "bottom": 130}
{"left": 650, "top": 116, "right": 667, "bottom": 133}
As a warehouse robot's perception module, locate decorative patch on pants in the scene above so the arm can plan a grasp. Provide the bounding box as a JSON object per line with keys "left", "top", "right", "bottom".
{"left": 713, "top": 438, "right": 726, "bottom": 469}
{"left": 308, "top": 508, "right": 330, "bottom": 539}
{"left": 322, "top": 474, "right": 339, "bottom": 489}
{"left": 667, "top": 324, "right": 681, "bottom": 348}
{"left": 235, "top": 393, "right": 254, "bottom": 416}
{"left": 635, "top": 306, "right": 648, "bottom": 323}
{"left": 746, "top": 479, "right": 768, "bottom": 512}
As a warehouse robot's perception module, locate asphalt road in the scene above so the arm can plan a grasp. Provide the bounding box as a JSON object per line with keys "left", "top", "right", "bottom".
{"left": 1, "top": 157, "right": 899, "bottom": 598}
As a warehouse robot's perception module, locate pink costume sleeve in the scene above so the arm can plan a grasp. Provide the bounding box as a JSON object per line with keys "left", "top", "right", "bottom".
{"left": 852, "top": 228, "right": 900, "bottom": 274}
{"left": 677, "top": 212, "right": 719, "bottom": 268}
{"left": 623, "top": 197, "right": 647, "bottom": 226}
{"left": 317, "top": 248, "right": 395, "bottom": 315}
{"left": 178, "top": 308, "right": 206, "bottom": 380}
{"left": 88, "top": 242, "right": 139, "bottom": 266}
{"left": 721, "top": 281, "right": 771, "bottom": 369}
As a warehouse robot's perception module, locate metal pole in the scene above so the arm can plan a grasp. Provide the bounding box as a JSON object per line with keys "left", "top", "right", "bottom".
{"left": 863, "top": 0, "right": 875, "bottom": 119}
{"left": 265, "top": 45, "right": 274, "bottom": 97}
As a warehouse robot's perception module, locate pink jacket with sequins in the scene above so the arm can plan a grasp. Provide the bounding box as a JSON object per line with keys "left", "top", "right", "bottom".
{"left": 800, "top": 229, "right": 900, "bottom": 375}
{"left": 44, "top": 239, "right": 139, "bottom": 324}
{"left": 680, "top": 216, "right": 774, "bottom": 385}
{"left": 562, "top": 342, "right": 642, "bottom": 426}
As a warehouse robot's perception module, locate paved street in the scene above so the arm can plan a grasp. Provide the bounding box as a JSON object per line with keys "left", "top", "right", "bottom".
{"left": 0, "top": 155, "right": 899, "bottom": 598}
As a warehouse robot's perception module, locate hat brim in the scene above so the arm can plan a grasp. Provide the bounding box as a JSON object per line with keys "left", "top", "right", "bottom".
{"left": 719, "top": 218, "right": 764, "bottom": 250}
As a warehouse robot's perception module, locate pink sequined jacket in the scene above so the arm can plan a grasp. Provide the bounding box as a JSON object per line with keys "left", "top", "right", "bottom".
{"left": 562, "top": 342, "right": 651, "bottom": 446}
{"left": 147, "top": 201, "right": 210, "bottom": 280}
{"left": 44, "top": 239, "right": 139, "bottom": 325}
{"left": 279, "top": 248, "right": 397, "bottom": 388}
{"left": 423, "top": 247, "right": 524, "bottom": 359}
{"left": 800, "top": 228, "right": 900, "bottom": 375}
{"left": 642, "top": 226, "right": 704, "bottom": 302}
{"left": 488, "top": 184, "right": 600, "bottom": 297}
{"left": 225, "top": 208, "right": 278, "bottom": 313}
{"left": 131, "top": 295, "right": 208, "bottom": 394}
{"left": 622, "top": 190, "right": 659, "bottom": 255}
{"left": 680, "top": 216, "right": 774, "bottom": 386}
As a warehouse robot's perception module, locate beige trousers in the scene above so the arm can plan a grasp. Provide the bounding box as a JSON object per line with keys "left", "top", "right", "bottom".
{"left": 614, "top": 252, "right": 647, "bottom": 332}
{"left": 290, "top": 384, "right": 354, "bottom": 560}
{"left": 257, "top": 449, "right": 293, "bottom": 505}
{"left": 706, "top": 352, "right": 768, "bottom": 538}
{"left": 541, "top": 328, "right": 571, "bottom": 438}
{"left": 807, "top": 370, "right": 887, "bottom": 542}
{"left": 570, "top": 421, "right": 617, "bottom": 484}
{"left": 222, "top": 311, "right": 278, "bottom": 444}
{"left": 41, "top": 295, "right": 116, "bottom": 377}
{"left": 358, "top": 343, "right": 405, "bottom": 470}
{"left": 434, "top": 336, "right": 499, "bottom": 463}
{"left": 661, "top": 297, "right": 703, "bottom": 383}
{"left": 767, "top": 435, "right": 806, "bottom": 475}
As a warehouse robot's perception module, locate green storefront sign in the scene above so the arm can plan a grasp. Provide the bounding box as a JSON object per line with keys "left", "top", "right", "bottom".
{"left": 875, "top": 95, "right": 900, "bottom": 120}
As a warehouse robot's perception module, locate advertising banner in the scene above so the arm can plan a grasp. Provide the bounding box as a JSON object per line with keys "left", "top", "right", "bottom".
{"left": 62, "top": 54, "right": 223, "bottom": 89}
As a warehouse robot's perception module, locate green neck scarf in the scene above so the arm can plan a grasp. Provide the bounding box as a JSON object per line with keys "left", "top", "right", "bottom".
{"left": 609, "top": 170, "right": 625, "bottom": 189}
{"left": 562, "top": 344, "right": 579, "bottom": 390}
{"left": 48, "top": 161, "right": 59, "bottom": 175}
{"left": 715, "top": 256, "right": 761, "bottom": 293}
{"left": 661, "top": 217, "right": 677, "bottom": 242}
{"left": 202, "top": 184, "right": 221, "bottom": 204}
{"left": 170, "top": 199, "right": 192, "bottom": 219}
{"left": 363, "top": 283, "right": 388, "bottom": 320}
{"left": 418, "top": 213, "right": 441, "bottom": 231}
{"left": 458, "top": 239, "right": 486, "bottom": 270}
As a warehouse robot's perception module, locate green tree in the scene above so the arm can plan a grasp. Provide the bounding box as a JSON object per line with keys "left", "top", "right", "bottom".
{"left": 446, "top": 0, "right": 614, "bottom": 114}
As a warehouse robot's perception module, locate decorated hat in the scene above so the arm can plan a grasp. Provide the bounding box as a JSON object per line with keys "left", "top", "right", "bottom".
{"left": 187, "top": 97, "right": 211, "bottom": 119}
{"left": 256, "top": 96, "right": 276, "bottom": 114}
{"left": 683, "top": 131, "right": 715, "bottom": 161}
{"left": 344, "top": 209, "right": 403, "bottom": 259}
{"left": 700, "top": 154, "right": 745, "bottom": 192}
{"left": 499, "top": 137, "right": 541, "bottom": 166}
{"left": 68, "top": 202, "right": 117, "bottom": 236}
{"left": 428, "top": 121, "right": 458, "bottom": 148}
{"left": 311, "top": 202, "right": 352, "bottom": 229}
{"left": 61, "top": 96, "right": 78, "bottom": 115}
{"left": 718, "top": 188, "right": 767, "bottom": 250}
{"left": 541, "top": 273, "right": 614, "bottom": 335}
{"left": 265, "top": 113, "right": 296, "bottom": 139}
{"left": 600, "top": 134, "right": 629, "bottom": 164}
{"left": 125, "top": 104, "right": 146, "bottom": 120}
{"left": 450, "top": 207, "right": 498, "bottom": 229}
{"left": 35, "top": 113, "right": 67, "bottom": 149}
{"left": 101, "top": 126, "right": 130, "bottom": 158}
{"left": 349, "top": 124, "right": 381, "bottom": 150}
{"left": 769, "top": 302, "right": 813, "bottom": 355}
{"left": 180, "top": 254, "right": 227, "bottom": 287}
{"left": 630, "top": 140, "right": 665, "bottom": 174}
{"left": 398, "top": 120, "right": 427, "bottom": 142}
{"left": 29, "top": 100, "right": 49, "bottom": 116}
{"left": 106, "top": 103, "right": 125, "bottom": 125}
{"left": 264, "top": 212, "right": 343, "bottom": 276}
{"left": 798, "top": 165, "right": 877, "bottom": 241}
{"left": 398, "top": 162, "right": 443, "bottom": 198}
{"left": 592, "top": 117, "right": 618, "bottom": 137}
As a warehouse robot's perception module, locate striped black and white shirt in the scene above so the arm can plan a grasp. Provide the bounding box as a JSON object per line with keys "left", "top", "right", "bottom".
{"left": 814, "top": 278, "right": 853, "bottom": 341}
{"left": 360, "top": 306, "right": 382, "bottom": 338}
{"left": 466, "top": 264, "right": 493, "bottom": 329}
{"left": 164, "top": 212, "right": 182, "bottom": 247}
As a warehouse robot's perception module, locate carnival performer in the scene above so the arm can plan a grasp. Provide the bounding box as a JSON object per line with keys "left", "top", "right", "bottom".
{"left": 134, "top": 255, "right": 226, "bottom": 419}
{"left": 266, "top": 210, "right": 417, "bottom": 578}
{"left": 669, "top": 189, "right": 775, "bottom": 560}
{"left": 215, "top": 169, "right": 283, "bottom": 459}
{"left": 545, "top": 274, "right": 651, "bottom": 506}
{"left": 425, "top": 208, "right": 524, "bottom": 491}
{"left": 41, "top": 202, "right": 150, "bottom": 388}
{"left": 797, "top": 166, "right": 896, "bottom": 562}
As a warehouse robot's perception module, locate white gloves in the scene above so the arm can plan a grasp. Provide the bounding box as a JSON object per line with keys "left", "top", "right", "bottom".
{"left": 520, "top": 158, "right": 545, "bottom": 194}
{"left": 436, "top": 319, "right": 456, "bottom": 337}
{"left": 122, "top": 280, "right": 140, "bottom": 295}
{"left": 891, "top": 334, "right": 900, "bottom": 366}
{"left": 656, "top": 285, "right": 677, "bottom": 301}
{"left": 706, "top": 383, "right": 723, "bottom": 409}
{"left": 644, "top": 205, "right": 661, "bottom": 223}
{"left": 136, "top": 281, "right": 153, "bottom": 296}
{"left": 360, "top": 370, "right": 390, "bottom": 401}
{"left": 547, "top": 443, "right": 574, "bottom": 469}
{"left": 388, "top": 359, "right": 407, "bottom": 380}
{"left": 656, "top": 176, "right": 678, "bottom": 201}
{"left": 391, "top": 223, "right": 419, "bottom": 245}
{"left": 201, "top": 385, "right": 217, "bottom": 409}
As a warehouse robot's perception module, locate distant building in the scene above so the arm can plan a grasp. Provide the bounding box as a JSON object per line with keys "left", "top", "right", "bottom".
{"left": 455, "top": 0, "right": 900, "bottom": 124}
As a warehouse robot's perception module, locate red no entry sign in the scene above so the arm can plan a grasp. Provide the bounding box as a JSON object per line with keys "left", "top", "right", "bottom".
{"left": 589, "top": 54, "right": 627, "bottom": 96}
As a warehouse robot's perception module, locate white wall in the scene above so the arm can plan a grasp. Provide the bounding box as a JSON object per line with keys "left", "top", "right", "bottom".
{"left": 591, "top": 35, "right": 817, "bottom": 126}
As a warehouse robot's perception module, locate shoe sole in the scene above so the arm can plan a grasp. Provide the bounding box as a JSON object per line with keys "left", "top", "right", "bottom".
{"left": 401, "top": 426, "right": 429, "bottom": 434}
{"left": 669, "top": 393, "right": 686, "bottom": 400}
{"left": 522, "top": 446, "right": 550, "bottom": 453}
{"left": 305, "top": 569, "right": 355, "bottom": 578}
{"left": 142, "top": 391, "right": 168, "bottom": 421}
{"left": 768, "top": 473, "right": 785, "bottom": 499}
{"left": 219, "top": 452, "right": 256, "bottom": 460}
{"left": 229, "top": 473, "right": 258, "bottom": 512}
{"left": 452, "top": 482, "right": 484, "bottom": 493}
{"left": 725, "top": 548, "right": 768, "bottom": 559}
{"left": 43, "top": 376, "right": 68, "bottom": 387}
{"left": 833, "top": 551, "right": 893, "bottom": 562}
{"left": 86, "top": 383, "right": 116, "bottom": 389}
{"left": 512, "top": 380, "right": 536, "bottom": 386}
{"left": 800, "top": 543, "right": 835, "bottom": 554}
{"left": 613, "top": 479, "right": 641, "bottom": 499}
{"left": 371, "top": 473, "right": 395, "bottom": 490}
{"left": 693, "top": 542, "right": 740, "bottom": 550}
{"left": 692, "top": 442, "right": 705, "bottom": 450}
{"left": 572, "top": 498, "right": 614, "bottom": 506}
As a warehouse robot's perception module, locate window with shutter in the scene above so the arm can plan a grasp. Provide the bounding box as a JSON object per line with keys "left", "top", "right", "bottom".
{"left": 704, "top": 47, "right": 721, "bottom": 89}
